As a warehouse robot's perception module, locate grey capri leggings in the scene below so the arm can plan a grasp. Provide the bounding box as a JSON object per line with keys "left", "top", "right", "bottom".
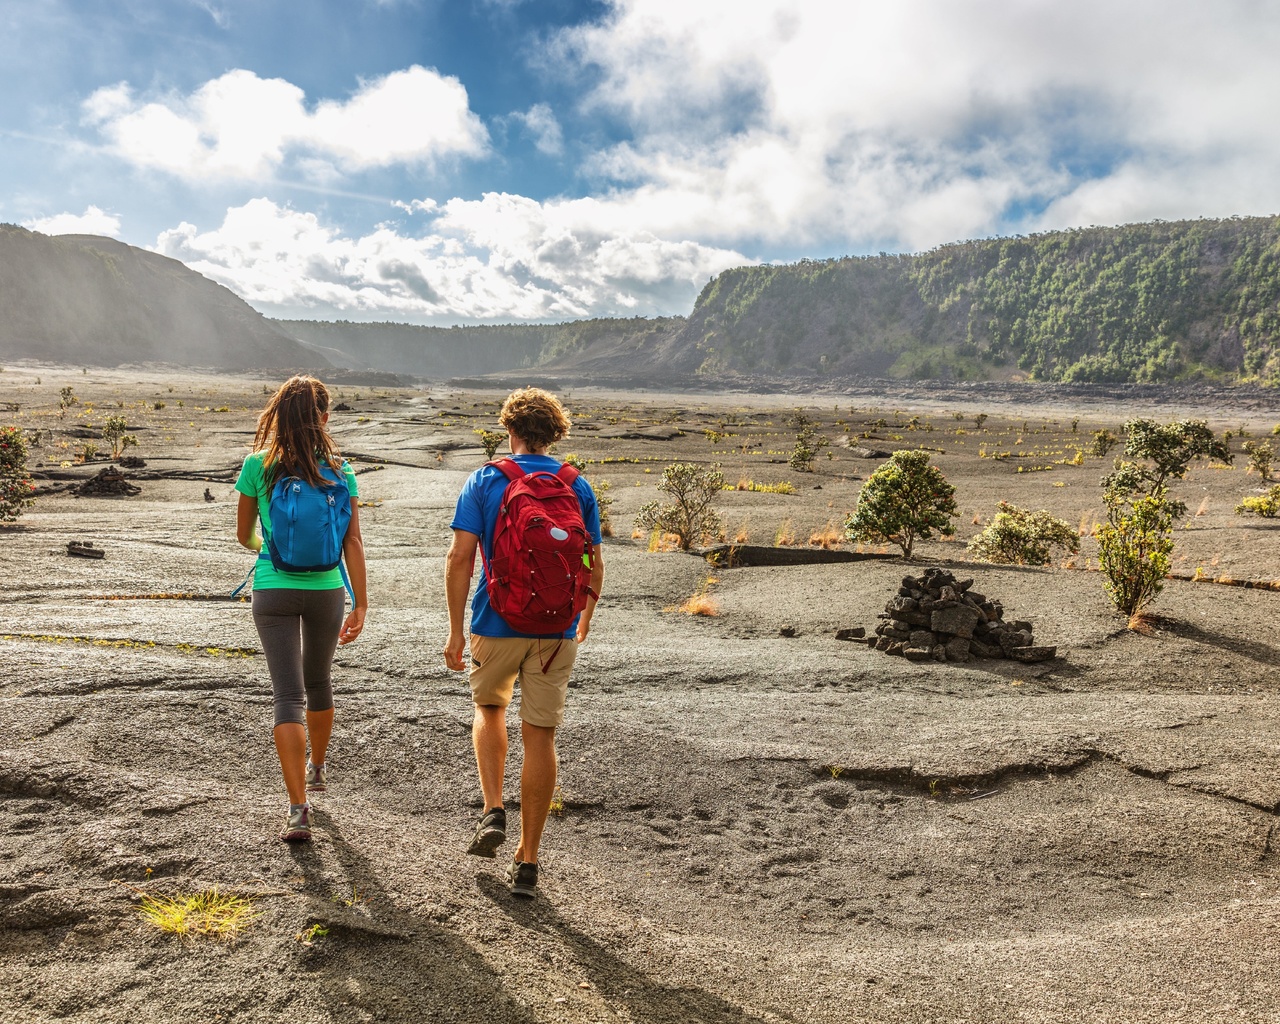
{"left": 251, "top": 588, "right": 345, "bottom": 727}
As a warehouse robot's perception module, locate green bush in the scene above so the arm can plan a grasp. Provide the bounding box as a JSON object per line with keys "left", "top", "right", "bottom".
{"left": 1097, "top": 491, "right": 1174, "bottom": 616}
{"left": 0, "top": 426, "right": 36, "bottom": 523}
{"left": 474, "top": 429, "right": 505, "bottom": 461}
{"left": 843, "top": 449, "right": 957, "bottom": 557}
{"left": 1102, "top": 418, "right": 1232, "bottom": 520}
{"left": 634, "top": 462, "right": 724, "bottom": 551}
{"left": 103, "top": 415, "right": 137, "bottom": 459}
{"left": 967, "top": 502, "right": 1080, "bottom": 566}
{"left": 1089, "top": 428, "right": 1119, "bottom": 458}
{"left": 1243, "top": 439, "right": 1274, "bottom": 482}
{"left": 788, "top": 413, "right": 829, "bottom": 472}
{"left": 1236, "top": 485, "right": 1280, "bottom": 518}
{"left": 591, "top": 478, "right": 614, "bottom": 537}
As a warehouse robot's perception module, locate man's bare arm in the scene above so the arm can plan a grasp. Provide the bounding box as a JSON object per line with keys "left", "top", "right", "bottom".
{"left": 444, "top": 529, "right": 479, "bottom": 670}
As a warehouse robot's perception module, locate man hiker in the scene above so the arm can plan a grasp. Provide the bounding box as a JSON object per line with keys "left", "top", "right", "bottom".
{"left": 444, "top": 387, "right": 604, "bottom": 897}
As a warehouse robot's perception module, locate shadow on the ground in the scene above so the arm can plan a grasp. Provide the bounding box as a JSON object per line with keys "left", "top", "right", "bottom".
{"left": 284, "top": 810, "right": 540, "bottom": 1024}
{"left": 1151, "top": 615, "right": 1280, "bottom": 667}
{"left": 479, "top": 874, "right": 773, "bottom": 1024}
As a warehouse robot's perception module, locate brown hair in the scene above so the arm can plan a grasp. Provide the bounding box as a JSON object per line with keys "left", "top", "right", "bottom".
{"left": 252, "top": 374, "right": 341, "bottom": 486}
{"left": 498, "top": 387, "right": 571, "bottom": 451}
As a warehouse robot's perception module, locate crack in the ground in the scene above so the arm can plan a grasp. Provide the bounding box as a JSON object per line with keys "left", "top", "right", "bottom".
{"left": 799, "top": 749, "right": 1280, "bottom": 816}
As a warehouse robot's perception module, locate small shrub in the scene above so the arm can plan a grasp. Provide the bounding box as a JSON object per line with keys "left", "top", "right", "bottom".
{"left": 967, "top": 502, "right": 1080, "bottom": 566}
{"left": 1097, "top": 491, "right": 1174, "bottom": 616}
{"left": 591, "top": 478, "right": 614, "bottom": 537}
{"left": 773, "top": 518, "right": 796, "bottom": 546}
{"left": 1236, "top": 485, "right": 1280, "bottom": 518}
{"left": 153, "top": 400, "right": 166, "bottom": 410}
{"left": 1103, "top": 418, "right": 1233, "bottom": 520}
{"left": 844, "top": 449, "right": 958, "bottom": 557}
{"left": 633, "top": 462, "right": 724, "bottom": 551}
{"left": 788, "top": 414, "right": 829, "bottom": 472}
{"left": 475, "top": 429, "right": 505, "bottom": 461}
{"left": 102, "top": 415, "right": 139, "bottom": 459}
{"left": 1243, "top": 439, "right": 1274, "bottom": 482}
{"left": 0, "top": 426, "right": 37, "bottom": 522}
{"left": 973, "top": 413, "right": 988, "bottom": 428}
{"left": 1090, "top": 429, "right": 1119, "bottom": 458}
{"left": 59, "top": 386, "right": 77, "bottom": 411}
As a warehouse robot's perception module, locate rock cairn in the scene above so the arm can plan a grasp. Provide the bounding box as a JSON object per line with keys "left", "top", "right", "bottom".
{"left": 871, "top": 567, "right": 1056, "bottom": 663}
{"left": 78, "top": 467, "right": 140, "bottom": 497}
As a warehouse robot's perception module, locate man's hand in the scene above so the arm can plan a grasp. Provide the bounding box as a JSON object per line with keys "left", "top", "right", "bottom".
{"left": 444, "top": 629, "right": 467, "bottom": 671}
{"left": 575, "top": 619, "right": 591, "bottom": 644}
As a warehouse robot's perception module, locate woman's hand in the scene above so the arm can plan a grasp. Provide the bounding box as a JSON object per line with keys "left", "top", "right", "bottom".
{"left": 338, "top": 606, "right": 366, "bottom": 646}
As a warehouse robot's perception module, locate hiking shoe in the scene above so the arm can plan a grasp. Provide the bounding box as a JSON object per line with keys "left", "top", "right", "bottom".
{"left": 279, "top": 804, "right": 312, "bottom": 843}
{"left": 305, "top": 761, "right": 327, "bottom": 794}
{"left": 466, "top": 807, "right": 507, "bottom": 858}
{"left": 506, "top": 858, "right": 538, "bottom": 898}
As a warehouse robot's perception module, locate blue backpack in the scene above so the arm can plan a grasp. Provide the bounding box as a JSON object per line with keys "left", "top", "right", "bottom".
{"left": 232, "top": 462, "right": 353, "bottom": 601}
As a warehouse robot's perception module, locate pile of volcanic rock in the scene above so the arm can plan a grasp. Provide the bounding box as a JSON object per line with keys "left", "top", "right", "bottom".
{"left": 870, "top": 567, "right": 1056, "bottom": 664}
{"left": 78, "top": 466, "right": 140, "bottom": 497}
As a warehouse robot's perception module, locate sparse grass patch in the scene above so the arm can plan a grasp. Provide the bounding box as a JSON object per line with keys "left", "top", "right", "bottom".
{"left": 808, "top": 520, "right": 843, "bottom": 548}
{"left": 139, "top": 888, "right": 258, "bottom": 940}
{"left": 731, "top": 478, "right": 796, "bottom": 494}
{"left": 773, "top": 518, "right": 796, "bottom": 546}
{"left": 675, "top": 580, "right": 720, "bottom": 617}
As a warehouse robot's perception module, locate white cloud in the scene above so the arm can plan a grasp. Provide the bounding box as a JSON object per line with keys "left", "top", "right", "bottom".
{"left": 84, "top": 66, "right": 488, "bottom": 182}
{"left": 155, "top": 197, "right": 747, "bottom": 321}
{"left": 507, "top": 103, "right": 565, "bottom": 156}
{"left": 24, "top": 205, "right": 122, "bottom": 237}
{"left": 553, "top": 0, "right": 1280, "bottom": 251}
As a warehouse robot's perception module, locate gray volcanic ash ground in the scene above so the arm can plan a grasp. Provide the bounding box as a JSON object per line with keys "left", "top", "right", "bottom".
{"left": 2, "top": 364, "right": 1280, "bottom": 1023}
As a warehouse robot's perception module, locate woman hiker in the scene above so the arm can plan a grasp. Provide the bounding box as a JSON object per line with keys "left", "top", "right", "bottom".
{"left": 234, "top": 374, "right": 368, "bottom": 842}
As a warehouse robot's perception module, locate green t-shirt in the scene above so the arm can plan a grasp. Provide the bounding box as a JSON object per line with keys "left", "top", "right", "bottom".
{"left": 234, "top": 450, "right": 359, "bottom": 591}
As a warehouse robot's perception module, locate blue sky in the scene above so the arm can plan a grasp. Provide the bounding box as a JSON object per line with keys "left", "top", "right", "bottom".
{"left": 5, "top": 0, "right": 1280, "bottom": 325}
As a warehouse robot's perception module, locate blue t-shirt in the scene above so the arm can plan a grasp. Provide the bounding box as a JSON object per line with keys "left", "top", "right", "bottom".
{"left": 451, "top": 454, "right": 602, "bottom": 638}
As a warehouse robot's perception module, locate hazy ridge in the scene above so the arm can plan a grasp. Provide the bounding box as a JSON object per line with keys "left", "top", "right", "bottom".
{"left": 0, "top": 225, "right": 321, "bottom": 369}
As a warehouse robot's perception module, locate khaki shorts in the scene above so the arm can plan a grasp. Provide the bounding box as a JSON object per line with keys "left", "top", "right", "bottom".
{"left": 468, "top": 635, "right": 578, "bottom": 728}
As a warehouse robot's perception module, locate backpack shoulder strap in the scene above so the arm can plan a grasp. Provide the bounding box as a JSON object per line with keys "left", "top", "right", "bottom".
{"left": 555, "top": 462, "right": 580, "bottom": 485}
{"left": 486, "top": 458, "right": 526, "bottom": 483}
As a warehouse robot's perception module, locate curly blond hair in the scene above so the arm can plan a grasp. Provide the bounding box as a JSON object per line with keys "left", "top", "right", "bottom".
{"left": 499, "top": 387, "right": 571, "bottom": 451}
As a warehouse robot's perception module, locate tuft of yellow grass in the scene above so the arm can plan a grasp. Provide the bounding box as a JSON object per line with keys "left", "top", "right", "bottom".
{"left": 731, "top": 521, "right": 750, "bottom": 544}
{"left": 808, "top": 520, "right": 843, "bottom": 549}
{"left": 138, "top": 888, "right": 258, "bottom": 940}
{"left": 1195, "top": 495, "right": 1210, "bottom": 517}
{"left": 678, "top": 592, "right": 720, "bottom": 616}
{"left": 773, "top": 518, "right": 796, "bottom": 546}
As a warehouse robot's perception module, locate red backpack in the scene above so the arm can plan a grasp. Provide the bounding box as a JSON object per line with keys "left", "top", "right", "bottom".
{"left": 481, "top": 458, "right": 597, "bottom": 636}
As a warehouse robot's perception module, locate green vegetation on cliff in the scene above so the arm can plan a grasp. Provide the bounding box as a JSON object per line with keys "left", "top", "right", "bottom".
{"left": 684, "top": 216, "right": 1280, "bottom": 383}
